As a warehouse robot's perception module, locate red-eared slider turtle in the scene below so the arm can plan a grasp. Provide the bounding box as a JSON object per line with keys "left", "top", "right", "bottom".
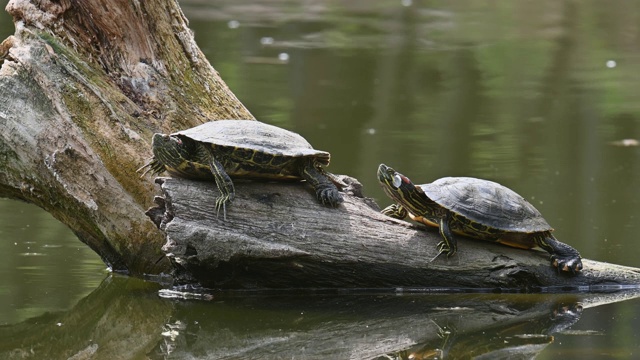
{"left": 377, "top": 164, "right": 582, "bottom": 273}
{"left": 138, "top": 120, "right": 343, "bottom": 217}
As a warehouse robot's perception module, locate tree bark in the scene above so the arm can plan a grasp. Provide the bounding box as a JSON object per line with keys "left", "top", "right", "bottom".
{"left": 0, "top": 0, "right": 253, "bottom": 275}
{"left": 153, "top": 176, "right": 640, "bottom": 289}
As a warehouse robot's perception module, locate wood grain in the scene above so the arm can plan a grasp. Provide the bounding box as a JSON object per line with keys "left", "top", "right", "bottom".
{"left": 151, "top": 176, "right": 640, "bottom": 290}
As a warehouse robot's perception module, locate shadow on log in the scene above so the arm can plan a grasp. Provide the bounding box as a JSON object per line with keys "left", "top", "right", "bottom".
{"left": 148, "top": 176, "right": 640, "bottom": 290}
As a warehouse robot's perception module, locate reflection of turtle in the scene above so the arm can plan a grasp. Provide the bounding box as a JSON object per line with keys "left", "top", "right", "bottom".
{"left": 396, "top": 303, "right": 582, "bottom": 360}
{"left": 138, "top": 120, "right": 343, "bottom": 217}
{"left": 377, "top": 164, "right": 582, "bottom": 273}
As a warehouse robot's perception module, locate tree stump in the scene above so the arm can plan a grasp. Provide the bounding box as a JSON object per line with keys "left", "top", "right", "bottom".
{"left": 0, "top": 0, "right": 253, "bottom": 275}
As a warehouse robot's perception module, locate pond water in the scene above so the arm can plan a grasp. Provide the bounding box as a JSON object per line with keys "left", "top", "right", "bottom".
{"left": 1, "top": 0, "right": 640, "bottom": 358}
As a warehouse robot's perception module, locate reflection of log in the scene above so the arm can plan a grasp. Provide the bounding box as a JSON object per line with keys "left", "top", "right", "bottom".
{"left": 158, "top": 290, "right": 638, "bottom": 359}
{"left": 0, "top": 275, "right": 171, "bottom": 359}
{"left": 2, "top": 272, "right": 637, "bottom": 359}
{"left": 152, "top": 177, "right": 640, "bottom": 289}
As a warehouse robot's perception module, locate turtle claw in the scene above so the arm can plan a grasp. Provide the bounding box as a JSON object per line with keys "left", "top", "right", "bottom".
{"left": 430, "top": 241, "right": 456, "bottom": 263}
{"left": 429, "top": 250, "right": 447, "bottom": 263}
{"left": 137, "top": 158, "right": 166, "bottom": 178}
{"left": 301, "top": 161, "right": 343, "bottom": 208}
{"left": 214, "top": 193, "right": 234, "bottom": 220}
{"left": 438, "top": 241, "right": 456, "bottom": 257}
{"left": 317, "top": 186, "right": 343, "bottom": 207}
{"left": 551, "top": 255, "right": 583, "bottom": 274}
{"left": 381, "top": 204, "right": 408, "bottom": 219}
{"left": 214, "top": 198, "right": 226, "bottom": 220}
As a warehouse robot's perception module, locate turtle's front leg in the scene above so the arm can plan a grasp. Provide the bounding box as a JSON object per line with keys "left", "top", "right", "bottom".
{"left": 208, "top": 156, "right": 235, "bottom": 220}
{"left": 300, "top": 159, "right": 343, "bottom": 207}
{"left": 381, "top": 203, "right": 408, "bottom": 219}
{"left": 432, "top": 213, "right": 457, "bottom": 262}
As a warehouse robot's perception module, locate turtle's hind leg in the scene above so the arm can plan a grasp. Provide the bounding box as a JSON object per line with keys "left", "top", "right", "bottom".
{"left": 300, "top": 159, "right": 344, "bottom": 207}
{"left": 208, "top": 156, "right": 235, "bottom": 220}
{"left": 535, "top": 233, "right": 583, "bottom": 273}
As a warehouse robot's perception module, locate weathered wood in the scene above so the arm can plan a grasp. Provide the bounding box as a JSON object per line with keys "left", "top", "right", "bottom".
{"left": 0, "top": 0, "right": 253, "bottom": 275}
{"left": 153, "top": 176, "right": 640, "bottom": 289}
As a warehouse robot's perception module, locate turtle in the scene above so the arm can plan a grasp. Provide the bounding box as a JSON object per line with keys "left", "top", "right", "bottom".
{"left": 377, "top": 164, "right": 582, "bottom": 273}
{"left": 138, "top": 120, "right": 344, "bottom": 218}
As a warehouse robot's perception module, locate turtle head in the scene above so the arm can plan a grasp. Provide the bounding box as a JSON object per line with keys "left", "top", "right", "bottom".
{"left": 150, "top": 133, "right": 195, "bottom": 174}
{"left": 378, "top": 164, "right": 415, "bottom": 193}
{"left": 377, "top": 164, "right": 427, "bottom": 212}
{"left": 137, "top": 133, "right": 181, "bottom": 177}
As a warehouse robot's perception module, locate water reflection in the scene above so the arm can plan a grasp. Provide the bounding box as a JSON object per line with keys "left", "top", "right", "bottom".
{"left": 0, "top": 198, "right": 106, "bottom": 325}
{"left": 155, "top": 291, "right": 586, "bottom": 359}
{"left": 2, "top": 275, "right": 640, "bottom": 359}
{"left": 0, "top": 275, "right": 169, "bottom": 359}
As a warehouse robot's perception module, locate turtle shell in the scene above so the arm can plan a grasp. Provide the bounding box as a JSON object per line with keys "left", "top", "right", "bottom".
{"left": 419, "top": 177, "right": 552, "bottom": 233}
{"left": 174, "top": 120, "right": 330, "bottom": 165}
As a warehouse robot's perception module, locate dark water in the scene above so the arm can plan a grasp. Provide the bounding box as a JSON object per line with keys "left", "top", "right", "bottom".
{"left": 2, "top": 0, "right": 640, "bottom": 358}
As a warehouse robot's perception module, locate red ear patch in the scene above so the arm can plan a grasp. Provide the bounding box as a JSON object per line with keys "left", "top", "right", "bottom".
{"left": 400, "top": 175, "right": 411, "bottom": 184}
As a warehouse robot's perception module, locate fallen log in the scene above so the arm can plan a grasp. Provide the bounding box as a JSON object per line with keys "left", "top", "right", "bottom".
{"left": 149, "top": 176, "right": 640, "bottom": 290}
